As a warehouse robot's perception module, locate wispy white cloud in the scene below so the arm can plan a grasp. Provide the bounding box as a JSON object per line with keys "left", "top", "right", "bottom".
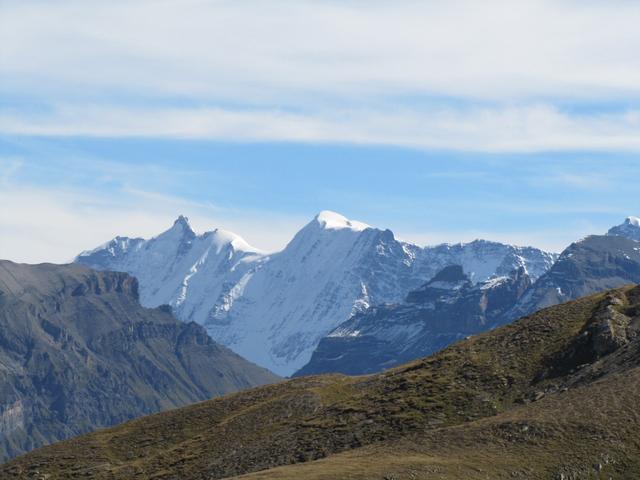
{"left": 0, "top": 182, "right": 306, "bottom": 264}
{"left": 2, "top": 1, "right": 640, "bottom": 150}
{"left": 2, "top": 103, "right": 640, "bottom": 152}
{"left": 1, "top": 180, "right": 584, "bottom": 265}
{"left": 0, "top": 156, "right": 24, "bottom": 186}
{"left": 2, "top": 0, "right": 640, "bottom": 101}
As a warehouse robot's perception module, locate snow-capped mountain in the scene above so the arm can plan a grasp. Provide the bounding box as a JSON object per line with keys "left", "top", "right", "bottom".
{"left": 607, "top": 216, "right": 640, "bottom": 241}
{"left": 76, "top": 210, "right": 556, "bottom": 376}
{"left": 296, "top": 265, "right": 531, "bottom": 376}
{"left": 77, "top": 215, "right": 265, "bottom": 325}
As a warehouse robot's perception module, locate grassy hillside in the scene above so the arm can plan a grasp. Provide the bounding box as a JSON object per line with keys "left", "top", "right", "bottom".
{"left": 3, "top": 285, "right": 640, "bottom": 479}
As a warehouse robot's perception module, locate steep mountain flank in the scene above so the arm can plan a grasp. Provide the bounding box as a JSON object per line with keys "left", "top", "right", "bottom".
{"left": 0, "top": 261, "right": 278, "bottom": 461}
{"left": 5, "top": 286, "right": 640, "bottom": 479}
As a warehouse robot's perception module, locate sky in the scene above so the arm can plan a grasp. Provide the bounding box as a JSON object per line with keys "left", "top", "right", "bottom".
{"left": 1, "top": 0, "right": 640, "bottom": 263}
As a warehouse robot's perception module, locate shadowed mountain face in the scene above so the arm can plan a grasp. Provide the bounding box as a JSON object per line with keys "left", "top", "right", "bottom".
{"left": 0, "top": 261, "right": 278, "bottom": 461}
{"left": 295, "top": 265, "right": 531, "bottom": 376}
{"left": 5, "top": 286, "right": 640, "bottom": 479}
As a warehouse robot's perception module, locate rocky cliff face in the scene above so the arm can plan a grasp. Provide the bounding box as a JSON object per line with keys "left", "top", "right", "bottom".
{"left": 0, "top": 261, "right": 278, "bottom": 461}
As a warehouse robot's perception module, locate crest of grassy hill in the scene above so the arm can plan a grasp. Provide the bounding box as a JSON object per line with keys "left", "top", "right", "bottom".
{"left": 3, "top": 285, "right": 640, "bottom": 479}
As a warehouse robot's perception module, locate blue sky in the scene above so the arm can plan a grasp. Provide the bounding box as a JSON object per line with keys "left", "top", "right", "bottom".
{"left": 1, "top": 1, "right": 640, "bottom": 262}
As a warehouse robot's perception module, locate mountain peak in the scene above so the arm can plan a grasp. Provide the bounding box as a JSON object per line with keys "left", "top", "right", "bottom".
{"left": 314, "top": 210, "right": 370, "bottom": 232}
{"left": 625, "top": 216, "right": 640, "bottom": 227}
{"left": 173, "top": 214, "right": 192, "bottom": 228}
{"left": 164, "top": 215, "right": 196, "bottom": 238}
{"left": 607, "top": 216, "right": 640, "bottom": 241}
{"left": 209, "top": 228, "right": 259, "bottom": 254}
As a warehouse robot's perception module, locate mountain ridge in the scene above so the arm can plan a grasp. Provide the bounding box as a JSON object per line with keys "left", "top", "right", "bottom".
{"left": 0, "top": 260, "right": 278, "bottom": 461}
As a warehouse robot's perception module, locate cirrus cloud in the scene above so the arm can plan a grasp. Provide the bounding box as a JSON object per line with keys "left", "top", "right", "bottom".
{"left": 1, "top": 0, "right": 640, "bottom": 151}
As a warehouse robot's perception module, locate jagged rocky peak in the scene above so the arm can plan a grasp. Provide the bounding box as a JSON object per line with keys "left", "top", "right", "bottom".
{"left": 607, "top": 216, "right": 640, "bottom": 241}
{"left": 163, "top": 214, "right": 196, "bottom": 240}
{"left": 157, "top": 215, "right": 259, "bottom": 254}
{"left": 173, "top": 214, "right": 192, "bottom": 228}
{"left": 296, "top": 264, "right": 535, "bottom": 377}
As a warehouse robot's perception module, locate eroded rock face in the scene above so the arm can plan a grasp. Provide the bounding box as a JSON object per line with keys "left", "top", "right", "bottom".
{"left": 539, "top": 291, "right": 640, "bottom": 385}
{"left": 0, "top": 400, "right": 24, "bottom": 435}
{"left": 589, "top": 294, "right": 634, "bottom": 357}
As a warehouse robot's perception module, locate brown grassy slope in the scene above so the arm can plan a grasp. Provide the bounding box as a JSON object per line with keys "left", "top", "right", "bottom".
{"left": 240, "top": 367, "right": 640, "bottom": 479}
{"left": 3, "top": 286, "right": 640, "bottom": 479}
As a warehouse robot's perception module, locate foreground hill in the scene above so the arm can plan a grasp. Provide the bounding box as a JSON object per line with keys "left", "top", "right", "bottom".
{"left": 0, "top": 261, "right": 278, "bottom": 461}
{"left": 4, "top": 283, "right": 640, "bottom": 478}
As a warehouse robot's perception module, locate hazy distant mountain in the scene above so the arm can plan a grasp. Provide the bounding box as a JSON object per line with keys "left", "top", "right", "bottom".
{"left": 506, "top": 234, "right": 640, "bottom": 320}
{"left": 0, "top": 261, "right": 278, "bottom": 461}
{"left": 296, "top": 265, "right": 531, "bottom": 376}
{"left": 77, "top": 211, "right": 556, "bottom": 376}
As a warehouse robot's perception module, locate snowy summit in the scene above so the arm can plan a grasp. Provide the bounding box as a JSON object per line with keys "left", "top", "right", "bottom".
{"left": 315, "top": 210, "right": 371, "bottom": 232}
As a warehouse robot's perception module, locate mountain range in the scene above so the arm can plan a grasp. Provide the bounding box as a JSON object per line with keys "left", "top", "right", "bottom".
{"left": 0, "top": 261, "right": 278, "bottom": 461}
{"left": 6, "top": 284, "right": 640, "bottom": 479}
{"left": 76, "top": 210, "right": 557, "bottom": 376}
{"left": 299, "top": 217, "right": 640, "bottom": 376}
